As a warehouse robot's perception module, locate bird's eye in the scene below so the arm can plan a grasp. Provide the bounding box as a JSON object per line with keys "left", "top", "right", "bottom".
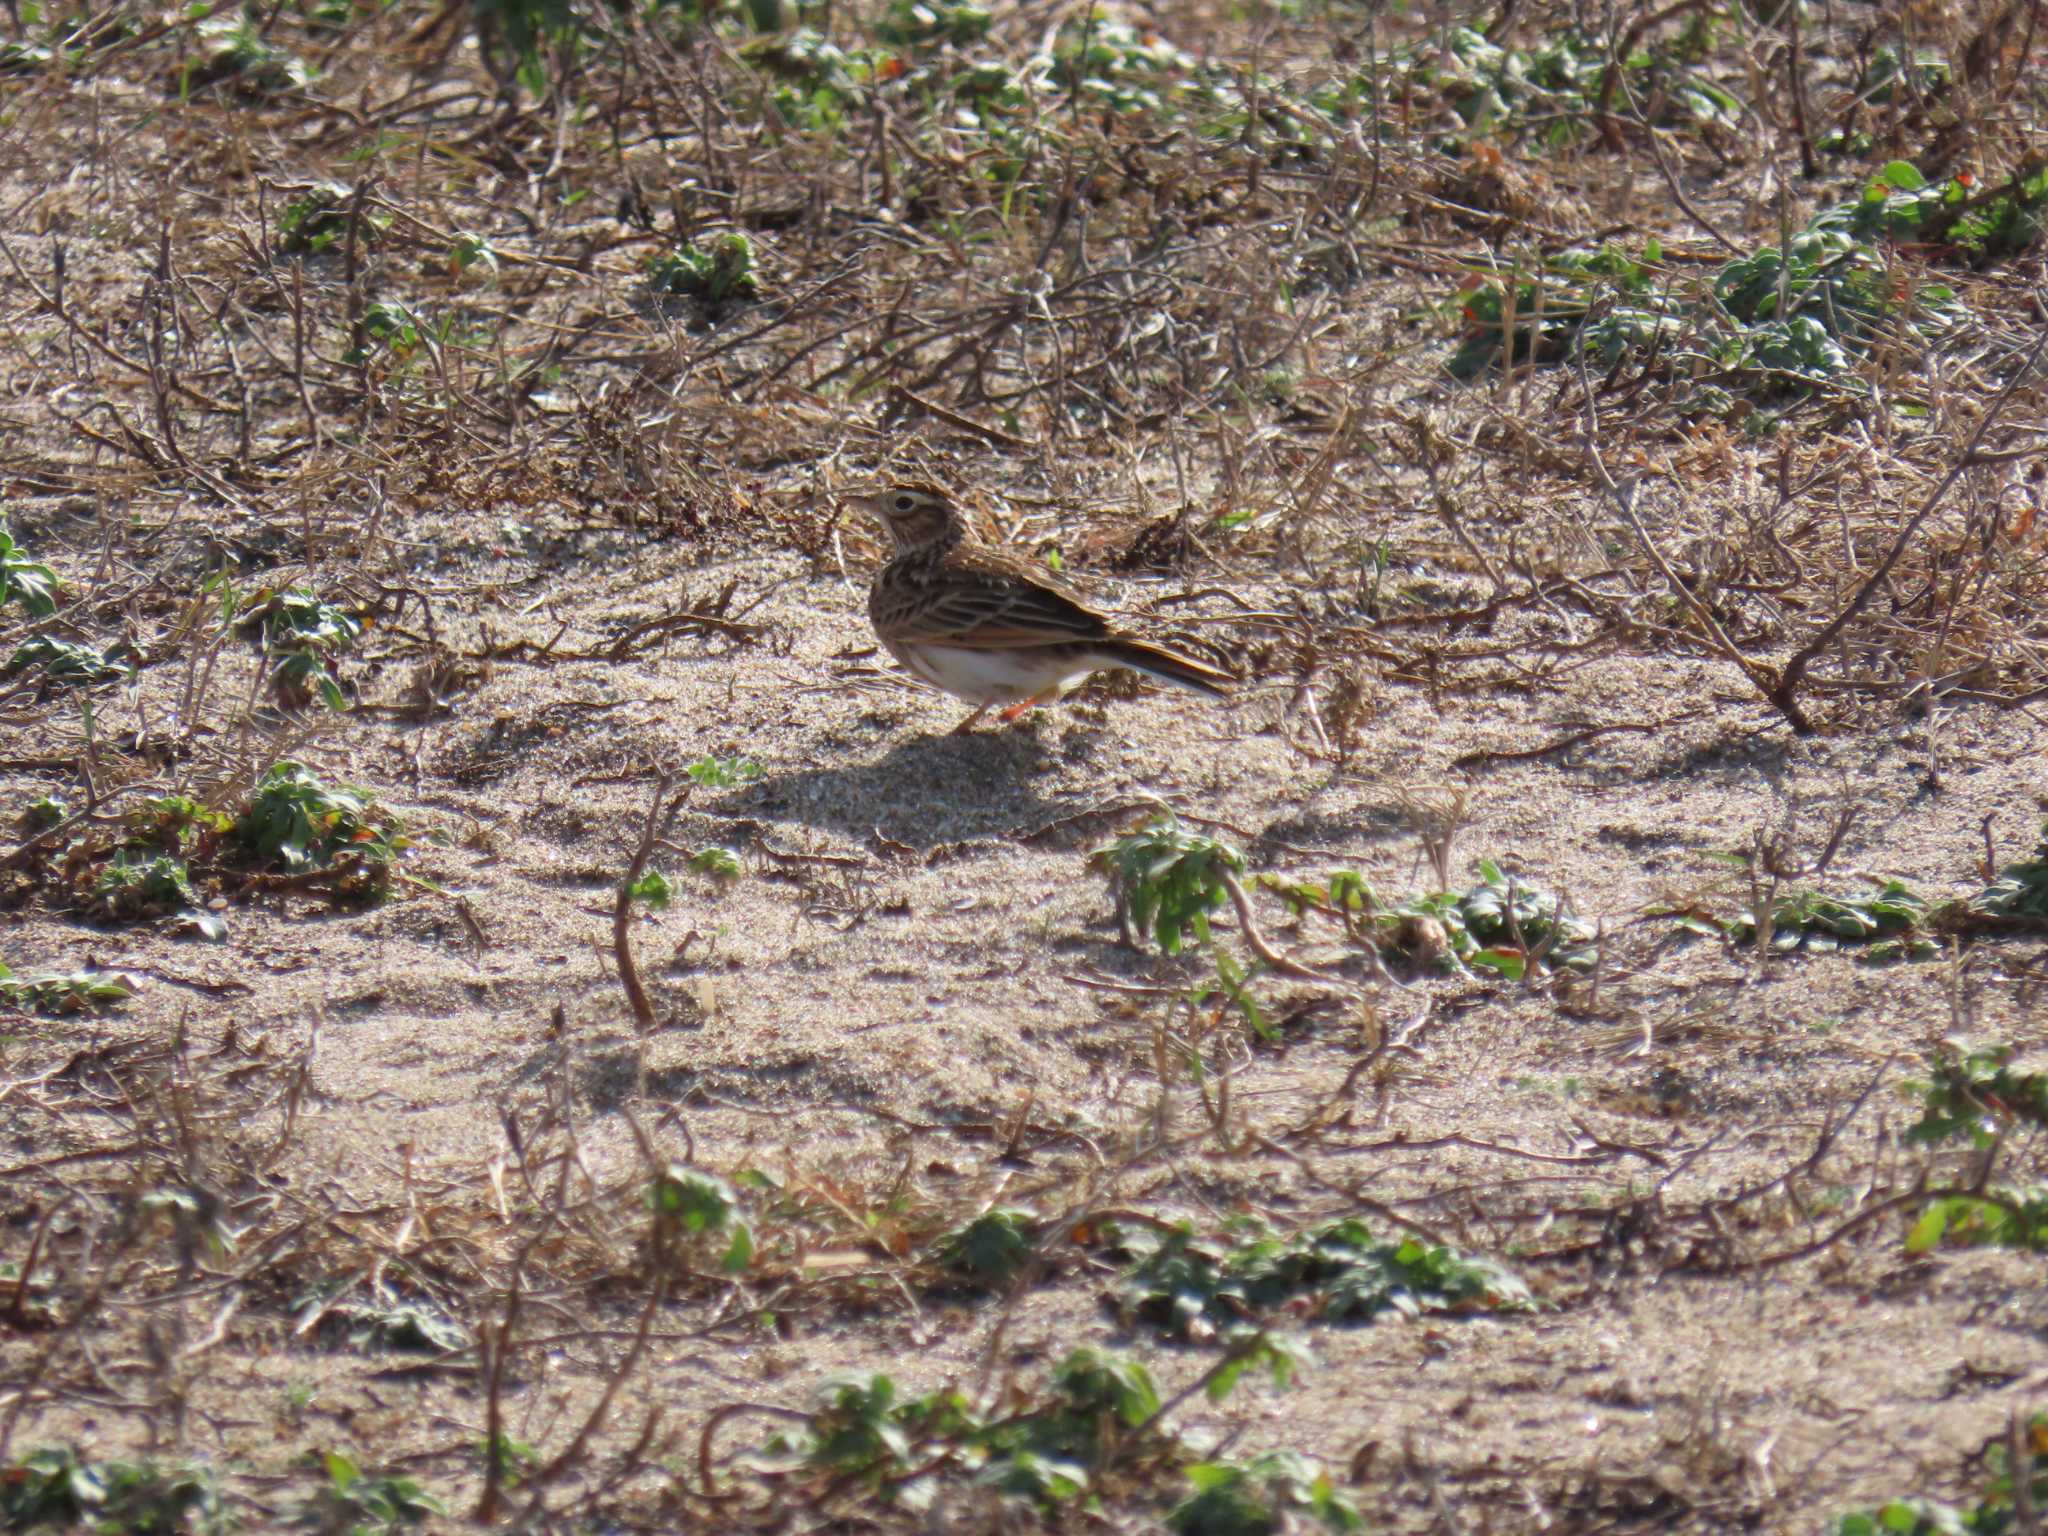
{"left": 894, "top": 495, "right": 914, "bottom": 512}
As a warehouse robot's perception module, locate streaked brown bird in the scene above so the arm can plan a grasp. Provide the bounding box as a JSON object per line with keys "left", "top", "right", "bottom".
{"left": 849, "top": 482, "right": 1232, "bottom": 733}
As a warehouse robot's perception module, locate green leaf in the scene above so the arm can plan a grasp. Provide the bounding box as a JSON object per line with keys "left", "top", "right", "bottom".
{"left": 628, "top": 869, "right": 672, "bottom": 908}
{"left": 1903, "top": 1204, "right": 1947, "bottom": 1254}
{"left": 722, "top": 1222, "right": 754, "bottom": 1272}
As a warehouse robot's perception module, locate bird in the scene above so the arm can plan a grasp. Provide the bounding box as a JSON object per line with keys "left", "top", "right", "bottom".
{"left": 848, "top": 481, "right": 1233, "bottom": 733}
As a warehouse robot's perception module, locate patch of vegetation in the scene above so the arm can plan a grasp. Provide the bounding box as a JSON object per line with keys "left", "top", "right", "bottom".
{"left": 1113, "top": 1217, "right": 1533, "bottom": 1343}
{"left": 0, "top": 962, "right": 136, "bottom": 1014}
{"left": 1973, "top": 822, "right": 2048, "bottom": 920}
{"left": 296, "top": 1450, "right": 445, "bottom": 1532}
{"left": 1447, "top": 168, "right": 1970, "bottom": 403}
{"left": 23, "top": 765, "right": 412, "bottom": 933}
{"left": 236, "top": 586, "right": 363, "bottom": 711}
{"left": 688, "top": 845, "right": 743, "bottom": 880}
{"left": 1899, "top": 1046, "right": 2048, "bottom": 1253}
{"left": 929, "top": 1205, "right": 1036, "bottom": 1286}
{"left": 650, "top": 1166, "right": 755, "bottom": 1274}
{"left": 87, "top": 848, "right": 216, "bottom": 932}
{"left": 648, "top": 233, "right": 762, "bottom": 302}
{"left": 1662, "top": 875, "right": 1935, "bottom": 963}
{"left": 1268, "top": 858, "right": 1594, "bottom": 978}
{"left": 0, "top": 1445, "right": 227, "bottom": 1533}
{"left": 685, "top": 754, "right": 763, "bottom": 788}
{"left": 3, "top": 634, "right": 134, "bottom": 690}
{"left": 232, "top": 761, "right": 410, "bottom": 898}
{"left": 276, "top": 183, "right": 374, "bottom": 256}
{"left": 0, "top": 521, "right": 59, "bottom": 616}
{"left": 175, "top": 9, "right": 313, "bottom": 99}
{"left": 17, "top": 794, "right": 67, "bottom": 834}
{"left": 1836, "top": 1412, "right": 2048, "bottom": 1534}
{"left": 1388, "top": 859, "right": 1595, "bottom": 977}
{"left": 1171, "top": 1452, "right": 1362, "bottom": 1535}
{"left": 1848, "top": 158, "right": 2048, "bottom": 264}
{"left": 1419, "top": 25, "right": 1736, "bottom": 148}
{"left": 295, "top": 1284, "right": 470, "bottom": 1355}
{"left": 735, "top": 1340, "right": 1319, "bottom": 1520}
{"left": 1091, "top": 813, "right": 1243, "bottom": 956}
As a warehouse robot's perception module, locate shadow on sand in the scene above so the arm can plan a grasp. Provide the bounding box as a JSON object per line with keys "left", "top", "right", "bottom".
{"left": 727, "top": 728, "right": 1078, "bottom": 850}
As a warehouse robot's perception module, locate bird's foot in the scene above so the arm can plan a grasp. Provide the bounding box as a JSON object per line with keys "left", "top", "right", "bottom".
{"left": 996, "top": 689, "right": 1058, "bottom": 726}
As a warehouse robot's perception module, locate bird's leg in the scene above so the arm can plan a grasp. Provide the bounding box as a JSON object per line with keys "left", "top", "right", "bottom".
{"left": 996, "top": 687, "right": 1060, "bottom": 726}
{"left": 951, "top": 704, "right": 991, "bottom": 735}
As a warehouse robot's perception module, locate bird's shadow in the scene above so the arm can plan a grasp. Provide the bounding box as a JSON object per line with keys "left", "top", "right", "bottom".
{"left": 726, "top": 728, "right": 1077, "bottom": 850}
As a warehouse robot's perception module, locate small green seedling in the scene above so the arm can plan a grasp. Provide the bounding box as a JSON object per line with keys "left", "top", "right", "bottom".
{"left": 241, "top": 587, "right": 363, "bottom": 711}
{"left": 1170, "top": 1451, "right": 1362, "bottom": 1535}
{"left": 685, "top": 755, "right": 763, "bottom": 788}
{"left": 930, "top": 1206, "right": 1037, "bottom": 1286}
{"left": 0, "top": 1447, "right": 226, "bottom": 1534}
{"left": 0, "top": 963, "right": 136, "bottom": 1014}
{"left": 0, "top": 523, "right": 58, "bottom": 616}
{"left": 297, "top": 1451, "right": 445, "bottom": 1533}
{"left": 649, "top": 1167, "right": 754, "bottom": 1272}
{"left": 1091, "top": 813, "right": 1243, "bottom": 955}
{"left": 2, "top": 636, "right": 133, "bottom": 688}
{"left": 649, "top": 233, "right": 762, "bottom": 301}
{"left": 1116, "top": 1217, "right": 1532, "bottom": 1342}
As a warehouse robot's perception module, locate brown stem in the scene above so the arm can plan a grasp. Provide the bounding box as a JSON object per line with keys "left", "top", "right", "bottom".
{"left": 614, "top": 775, "right": 683, "bottom": 1033}
{"left": 1771, "top": 323, "right": 2048, "bottom": 728}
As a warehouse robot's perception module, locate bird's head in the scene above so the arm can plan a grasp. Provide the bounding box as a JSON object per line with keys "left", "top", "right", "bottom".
{"left": 848, "top": 481, "right": 964, "bottom": 552}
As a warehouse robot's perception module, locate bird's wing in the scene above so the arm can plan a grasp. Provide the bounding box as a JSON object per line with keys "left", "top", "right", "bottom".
{"left": 883, "top": 551, "right": 1113, "bottom": 649}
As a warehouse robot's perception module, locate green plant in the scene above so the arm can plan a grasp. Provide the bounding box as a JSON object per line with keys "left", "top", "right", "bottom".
{"left": 296, "top": 1451, "right": 445, "bottom": 1533}
{"left": 0, "top": 522, "right": 59, "bottom": 616}
{"left": 1117, "top": 1217, "right": 1532, "bottom": 1342}
{"left": 1904, "top": 1046, "right": 2048, "bottom": 1149}
{"left": 277, "top": 184, "right": 363, "bottom": 255}
{"left": 449, "top": 232, "right": 499, "bottom": 276}
{"left": 930, "top": 1206, "right": 1037, "bottom": 1286}
{"left": 242, "top": 588, "right": 362, "bottom": 711}
{"left": 756, "top": 1349, "right": 1171, "bottom": 1514}
{"left": 356, "top": 301, "right": 423, "bottom": 363}
{"left": 1836, "top": 1412, "right": 2048, "bottom": 1533}
{"left": 2, "top": 635, "right": 133, "bottom": 687}
{"left": 1091, "top": 813, "right": 1244, "bottom": 955}
{"left": 1898, "top": 1047, "right": 2048, "bottom": 1254}
{"left": 234, "top": 762, "right": 408, "bottom": 900}
{"left": 1447, "top": 190, "right": 1966, "bottom": 399}
{"left": 688, "top": 845, "right": 743, "bottom": 880}
{"left": 685, "top": 755, "right": 763, "bottom": 788}
{"left": 471, "top": 0, "right": 578, "bottom": 96}
{"left": 178, "top": 9, "right": 312, "bottom": 97}
{"left": 87, "top": 851, "right": 225, "bottom": 940}
{"left": 1847, "top": 159, "right": 2048, "bottom": 262}
{"left": 1420, "top": 25, "right": 1736, "bottom": 149}
{"left": 874, "top": 0, "right": 991, "bottom": 47}
{"left": 1663, "top": 876, "right": 1935, "bottom": 963}
{"left": 1369, "top": 861, "right": 1593, "bottom": 978}
{"left": 1170, "top": 1451, "right": 1362, "bottom": 1535}
{"left": 0, "top": 1446, "right": 227, "bottom": 1533}
{"left": 1973, "top": 823, "right": 2048, "bottom": 919}
{"left": 648, "top": 233, "right": 761, "bottom": 302}
{"left": 649, "top": 1167, "right": 754, "bottom": 1272}
{"left": 0, "top": 962, "right": 136, "bottom": 1013}
{"left": 18, "top": 794, "right": 67, "bottom": 834}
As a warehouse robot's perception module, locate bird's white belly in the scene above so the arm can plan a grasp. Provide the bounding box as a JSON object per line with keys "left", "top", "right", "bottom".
{"left": 890, "top": 642, "right": 1095, "bottom": 704}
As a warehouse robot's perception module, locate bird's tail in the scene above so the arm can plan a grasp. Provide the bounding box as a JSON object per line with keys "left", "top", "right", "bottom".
{"left": 1104, "top": 639, "right": 1233, "bottom": 699}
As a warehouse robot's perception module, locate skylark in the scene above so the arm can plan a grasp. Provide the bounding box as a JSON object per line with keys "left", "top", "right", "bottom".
{"left": 849, "top": 482, "right": 1232, "bottom": 733}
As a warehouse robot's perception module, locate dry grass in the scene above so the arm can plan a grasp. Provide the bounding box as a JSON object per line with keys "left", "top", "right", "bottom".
{"left": 1, "top": 0, "right": 2047, "bottom": 1527}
